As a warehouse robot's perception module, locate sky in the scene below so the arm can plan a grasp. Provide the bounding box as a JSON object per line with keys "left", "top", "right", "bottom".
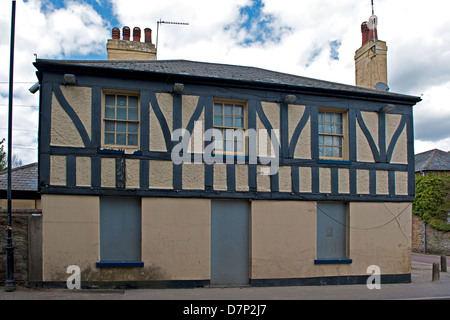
{"left": 0, "top": 0, "right": 449, "bottom": 165}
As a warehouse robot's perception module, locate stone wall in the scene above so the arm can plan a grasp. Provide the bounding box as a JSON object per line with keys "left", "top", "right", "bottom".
{"left": 0, "top": 210, "right": 42, "bottom": 286}
{"left": 412, "top": 214, "right": 450, "bottom": 255}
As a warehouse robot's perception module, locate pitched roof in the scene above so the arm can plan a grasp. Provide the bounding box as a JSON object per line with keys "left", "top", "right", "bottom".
{"left": 34, "top": 59, "right": 421, "bottom": 103}
{"left": 415, "top": 149, "right": 450, "bottom": 172}
{"left": 0, "top": 162, "right": 38, "bottom": 192}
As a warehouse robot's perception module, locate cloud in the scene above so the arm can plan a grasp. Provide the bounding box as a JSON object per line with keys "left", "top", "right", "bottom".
{"left": 413, "top": 83, "right": 450, "bottom": 147}
{"left": 0, "top": 0, "right": 110, "bottom": 165}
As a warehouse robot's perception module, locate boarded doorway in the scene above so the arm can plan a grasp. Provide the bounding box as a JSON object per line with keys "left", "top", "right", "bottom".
{"left": 211, "top": 200, "right": 249, "bottom": 286}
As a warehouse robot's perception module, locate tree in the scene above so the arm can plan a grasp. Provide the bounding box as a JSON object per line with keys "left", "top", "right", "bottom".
{"left": 0, "top": 138, "right": 6, "bottom": 171}
{"left": 413, "top": 173, "right": 450, "bottom": 232}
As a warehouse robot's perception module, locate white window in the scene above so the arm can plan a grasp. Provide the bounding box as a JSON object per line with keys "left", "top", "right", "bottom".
{"left": 318, "top": 110, "right": 346, "bottom": 159}
{"left": 103, "top": 92, "right": 140, "bottom": 148}
{"left": 213, "top": 100, "right": 246, "bottom": 155}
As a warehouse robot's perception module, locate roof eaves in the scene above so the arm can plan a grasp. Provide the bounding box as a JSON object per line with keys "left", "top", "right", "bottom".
{"left": 34, "top": 59, "right": 422, "bottom": 104}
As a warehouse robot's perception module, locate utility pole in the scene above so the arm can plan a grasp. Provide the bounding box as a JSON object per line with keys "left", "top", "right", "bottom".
{"left": 5, "top": 0, "right": 16, "bottom": 293}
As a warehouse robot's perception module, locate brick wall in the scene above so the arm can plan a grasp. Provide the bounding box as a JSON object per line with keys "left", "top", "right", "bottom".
{"left": 412, "top": 214, "right": 450, "bottom": 255}
{"left": 0, "top": 210, "right": 42, "bottom": 286}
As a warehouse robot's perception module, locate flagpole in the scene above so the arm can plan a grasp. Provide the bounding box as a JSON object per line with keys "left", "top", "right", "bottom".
{"left": 5, "top": 0, "right": 16, "bottom": 293}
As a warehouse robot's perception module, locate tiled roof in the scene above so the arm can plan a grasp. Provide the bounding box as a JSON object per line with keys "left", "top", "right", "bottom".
{"left": 0, "top": 162, "right": 38, "bottom": 191}
{"left": 34, "top": 59, "right": 421, "bottom": 102}
{"left": 415, "top": 149, "right": 450, "bottom": 172}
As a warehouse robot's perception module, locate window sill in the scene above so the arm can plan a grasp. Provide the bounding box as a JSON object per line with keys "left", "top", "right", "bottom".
{"left": 317, "top": 159, "right": 352, "bottom": 165}
{"left": 96, "top": 261, "right": 144, "bottom": 268}
{"left": 314, "top": 258, "right": 352, "bottom": 265}
{"left": 98, "top": 148, "right": 142, "bottom": 155}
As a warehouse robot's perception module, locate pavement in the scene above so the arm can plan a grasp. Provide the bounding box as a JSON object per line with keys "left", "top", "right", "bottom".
{"left": 0, "top": 254, "right": 449, "bottom": 301}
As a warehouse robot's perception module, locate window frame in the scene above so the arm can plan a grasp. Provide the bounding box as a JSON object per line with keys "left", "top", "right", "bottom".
{"left": 101, "top": 90, "right": 141, "bottom": 149}
{"left": 212, "top": 98, "right": 248, "bottom": 156}
{"left": 318, "top": 108, "right": 348, "bottom": 161}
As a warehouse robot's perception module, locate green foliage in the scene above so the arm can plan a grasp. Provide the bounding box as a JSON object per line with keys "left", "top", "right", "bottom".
{"left": 413, "top": 173, "right": 450, "bottom": 232}
{"left": 0, "top": 138, "right": 6, "bottom": 172}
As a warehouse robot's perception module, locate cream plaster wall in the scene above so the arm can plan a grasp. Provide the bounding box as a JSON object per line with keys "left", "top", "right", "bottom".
{"left": 141, "top": 198, "right": 210, "bottom": 280}
{"left": 251, "top": 200, "right": 317, "bottom": 279}
{"left": 356, "top": 115, "right": 376, "bottom": 163}
{"left": 278, "top": 166, "right": 291, "bottom": 193}
{"left": 40, "top": 195, "right": 412, "bottom": 283}
{"left": 213, "top": 163, "right": 227, "bottom": 191}
{"left": 182, "top": 163, "right": 205, "bottom": 190}
{"left": 349, "top": 202, "right": 411, "bottom": 275}
{"left": 376, "top": 170, "right": 389, "bottom": 195}
{"left": 50, "top": 93, "right": 83, "bottom": 147}
{"left": 357, "top": 169, "right": 370, "bottom": 194}
{"left": 126, "top": 159, "right": 140, "bottom": 189}
{"left": 42, "top": 195, "right": 99, "bottom": 281}
{"left": 319, "top": 168, "right": 331, "bottom": 193}
{"left": 60, "top": 86, "right": 92, "bottom": 140}
{"left": 150, "top": 93, "right": 174, "bottom": 152}
{"left": 101, "top": 158, "right": 116, "bottom": 188}
{"left": 257, "top": 102, "right": 280, "bottom": 158}
{"left": 386, "top": 114, "right": 408, "bottom": 164}
{"left": 338, "top": 168, "right": 350, "bottom": 194}
{"left": 50, "top": 86, "right": 91, "bottom": 148}
{"left": 236, "top": 164, "right": 249, "bottom": 192}
{"left": 299, "top": 167, "right": 312, "bottom": 193}
{"left": 251, "top": 200, "right": 411, "bottom": 279}
{"left": 149, "top": 160, "right": 173, "bottom": 189}
{"left": 50, "top": 155, "right": 66, "bottom": 186}
{"left": 288, "top": 104, "right": 311, "bottom": 159}
{"left": 76, "top": 156, "right": 91, "bottom": 187}
{"left": 395, "top": 171, "right": 409, "bottom": 195}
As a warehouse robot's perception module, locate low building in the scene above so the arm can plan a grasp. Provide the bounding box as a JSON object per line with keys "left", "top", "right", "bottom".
{"left": 0, "top": 162, "right": 40, "bottom": 210}
{"left": 415, "top": 149, "right": 450, "bottom": 176}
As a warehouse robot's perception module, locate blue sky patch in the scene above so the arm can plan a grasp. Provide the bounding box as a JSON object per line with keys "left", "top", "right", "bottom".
{"left": 36, "top": 0, "right": 120, "bottom": 28}
{"left": 329, "top": 40, "right": 341, "bottom": 61}
{"left": 228, "top": 0, "right": 290, "bottom": 46}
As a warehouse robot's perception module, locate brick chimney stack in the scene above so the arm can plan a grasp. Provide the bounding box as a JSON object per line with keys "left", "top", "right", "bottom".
{"left": 354, "top": 16, "right": 388, "bottom": 90}
{"left": 107, "top": 26, "right": 156, "bottom": 61}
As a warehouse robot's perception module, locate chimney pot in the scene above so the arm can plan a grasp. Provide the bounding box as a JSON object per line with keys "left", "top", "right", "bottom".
{"left": 144, "top": 28, "right": 152, "bottom": 44}
{"left": 133, "top": 27, "right": 141, "bottom": 42}
{"left": 361, "top": 22, "right": 369, "bottom": 46}
{"left": 123, "top": 26, "right": 130, "bottom": 41}
{"left": 112, "top": 27, "right": 120, "bottom": 40}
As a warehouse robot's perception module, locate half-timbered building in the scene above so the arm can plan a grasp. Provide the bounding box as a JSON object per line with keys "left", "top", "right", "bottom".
{"left": 32, "top": 24, "right": 421, "bottom": 288}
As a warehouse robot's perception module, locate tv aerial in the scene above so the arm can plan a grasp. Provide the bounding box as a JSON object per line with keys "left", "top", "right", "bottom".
{"left": 369, "top": 0, "right": 378, "bottom": 56}
{"left": 156, "top": 19, "right": 189, "bottom": 58}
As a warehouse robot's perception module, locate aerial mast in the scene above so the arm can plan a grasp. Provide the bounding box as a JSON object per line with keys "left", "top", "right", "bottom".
{"left": 156, "top": 19, "right": 189, "bottom": 59}
{"left": 369, "top": 0, "right": 378, "bottom": 56}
